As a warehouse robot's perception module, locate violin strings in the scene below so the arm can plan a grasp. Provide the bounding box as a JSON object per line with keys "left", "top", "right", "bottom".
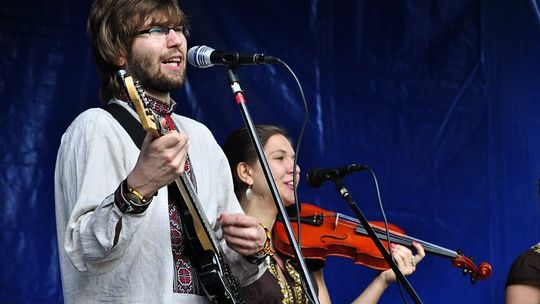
{"left": 326, "top": 212, "right": 457, "bottom": 258}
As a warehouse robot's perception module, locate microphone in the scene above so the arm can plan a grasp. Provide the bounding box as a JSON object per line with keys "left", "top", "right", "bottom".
{"left": 187, "top": 45, "right": 279, "bottom": 68}
{"left": 306, "top": 164, "right": 368, "bottom": 187}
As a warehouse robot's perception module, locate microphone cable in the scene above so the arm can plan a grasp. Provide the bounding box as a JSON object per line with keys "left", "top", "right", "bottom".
{"left": 275, "top": 58, "right": 313, "bottom": 303}
{"left": 275, "top": 57, "right": 411, "bottom": 303}
{"left": 365, "top": 166, "right": 409, "bottom": 304}
{"left": 274, "top": 57, "right": 408, "bottom": 303}
{"left": 275, "top": 58, "right": 411, "bottom": 304}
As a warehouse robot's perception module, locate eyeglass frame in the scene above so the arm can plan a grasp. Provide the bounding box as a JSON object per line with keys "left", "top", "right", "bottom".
{"left": 136, "top": 26, "right": 189, "bottom": 38}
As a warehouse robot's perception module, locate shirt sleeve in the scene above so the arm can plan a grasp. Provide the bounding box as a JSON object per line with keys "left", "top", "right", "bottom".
{"left": 505, "top": 246, "right": 540, "bottom": 287}
{"left": 55, "top": 109, "right": 148, "bottom": 273}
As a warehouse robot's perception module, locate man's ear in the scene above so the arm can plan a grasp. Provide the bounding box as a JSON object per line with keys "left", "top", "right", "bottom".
{"left": 116, "top": 55, "right": 126, "bottom": 67}
{"left": 115, "top": 49, "right": 126, "bottom": 67}
{"left": 236, "top": 162, "right": 253, "bottom": 186}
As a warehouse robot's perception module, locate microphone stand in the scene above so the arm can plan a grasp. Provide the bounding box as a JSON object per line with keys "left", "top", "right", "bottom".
{"left": 224, "top": 67, "right": 320, "bottom": 304}
{"left": 333, "top": 178, "right": 423, "bottom": 304}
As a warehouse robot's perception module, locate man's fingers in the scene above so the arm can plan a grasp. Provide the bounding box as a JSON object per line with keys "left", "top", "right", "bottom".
{"left": 141, "top": 131, "right": 156, "bottom": 149}
{"left": 219, "top": 213, "right": 258, "bottom": 228}
{"left": 223, "top": 234, "right": 259, "bottom": 251}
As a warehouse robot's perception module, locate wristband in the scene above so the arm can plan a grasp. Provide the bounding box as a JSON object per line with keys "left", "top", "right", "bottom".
{"left": 245, "top": 223, "right": 273, "bottom": 265}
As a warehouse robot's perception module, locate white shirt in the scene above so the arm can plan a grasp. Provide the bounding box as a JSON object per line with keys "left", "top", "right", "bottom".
{"left": 55, "top": 100, "right": 264, "bottom": 303}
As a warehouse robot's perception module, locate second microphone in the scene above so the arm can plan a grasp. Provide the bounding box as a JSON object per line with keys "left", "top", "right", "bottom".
{"left": 306, "top": 164, "right": 369, "bottom": 187}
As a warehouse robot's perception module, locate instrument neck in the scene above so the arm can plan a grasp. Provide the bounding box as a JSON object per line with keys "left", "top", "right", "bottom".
{"left": 316, "top": 212, "right": 459, "bottom": 260}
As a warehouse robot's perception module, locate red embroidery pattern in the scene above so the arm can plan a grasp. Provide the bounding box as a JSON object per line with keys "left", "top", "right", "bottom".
{"left": 169, "top": 151, "right": 200, "bottom": 294}
{"left": 169, "top": 194, "right": 201, "bottom": 294}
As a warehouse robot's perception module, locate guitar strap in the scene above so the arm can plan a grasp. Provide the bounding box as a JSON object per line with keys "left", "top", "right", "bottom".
{"left": 106, "top": 103, "right": 146, "bottom": 148}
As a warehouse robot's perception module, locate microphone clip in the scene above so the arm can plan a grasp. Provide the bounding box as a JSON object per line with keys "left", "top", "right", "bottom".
{"left": 306, "top": 164, "right": 368, "bottom": 188}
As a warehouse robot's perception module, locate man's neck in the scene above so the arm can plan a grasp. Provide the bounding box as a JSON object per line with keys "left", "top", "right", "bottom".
{"left": 145, "top": 89, "right": 170, "bottom": 105}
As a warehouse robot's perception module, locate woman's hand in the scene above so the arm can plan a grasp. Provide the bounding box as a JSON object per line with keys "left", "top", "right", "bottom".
{"left": 351, "top": 242, "right": 425, "bottom": 304}
{"left": 380, "top": 241, "right": 425, "bottom": 284}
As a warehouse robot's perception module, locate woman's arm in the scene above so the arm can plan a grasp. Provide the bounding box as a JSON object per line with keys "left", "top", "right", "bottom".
{"left": 313, "top": 269, "right": 332, "bottom": 304}
{"left": 351, "top": 242, "right": 425, "bottom": 304}
{"left": 505, "top": 284, "right": 540, "bottom": 304}
{"left": 311, "top": 242, "right": 424, "bottom": 304}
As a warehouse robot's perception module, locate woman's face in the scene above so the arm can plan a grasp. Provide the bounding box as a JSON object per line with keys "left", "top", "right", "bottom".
{"left": 250, "top": 134, "right": 300, "bottom": 206}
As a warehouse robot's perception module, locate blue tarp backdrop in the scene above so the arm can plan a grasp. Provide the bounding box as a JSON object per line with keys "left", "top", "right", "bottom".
{"left": 1, "top": 0, "right": 539, "bottom": 303}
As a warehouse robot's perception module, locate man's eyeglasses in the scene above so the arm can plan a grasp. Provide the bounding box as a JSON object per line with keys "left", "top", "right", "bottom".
{"left": 137, "top": 26, "right": 188, "bottom": 39}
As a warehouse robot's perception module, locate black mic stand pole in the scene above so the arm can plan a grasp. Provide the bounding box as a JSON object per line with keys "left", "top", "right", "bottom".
{"left": 333, "top": 178, "right": 423, "bottom": 304}
{"left": 224, "top": 67, "right": 320, "bottom": 304}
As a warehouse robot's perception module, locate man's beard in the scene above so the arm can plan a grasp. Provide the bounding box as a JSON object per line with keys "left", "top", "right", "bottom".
{"left": 127, "top": 50, "right": 185, "bottom": 94}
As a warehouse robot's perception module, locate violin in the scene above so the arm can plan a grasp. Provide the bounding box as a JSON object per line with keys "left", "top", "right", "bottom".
{"left": 273, "top": 203, "right": 492, "bottom": 284}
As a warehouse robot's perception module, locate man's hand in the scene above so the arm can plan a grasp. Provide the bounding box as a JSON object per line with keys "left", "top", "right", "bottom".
{"left": 218, "top": 213, "right": 267, "bottom": 256}
{"left": 127, "top": 130, "right": 189, "bottom": 198}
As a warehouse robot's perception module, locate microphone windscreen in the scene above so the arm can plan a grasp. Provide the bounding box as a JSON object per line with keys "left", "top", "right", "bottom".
{"left": 187, "top": 45, "right": 214, "bottom": 68}
{"left": 306, "top": 169, "right": 324, "bottom": 188}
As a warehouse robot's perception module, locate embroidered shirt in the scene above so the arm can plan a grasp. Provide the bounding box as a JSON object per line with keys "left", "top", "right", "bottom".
{"left": 55, "top": 99, "right": 265, "bottom": 303}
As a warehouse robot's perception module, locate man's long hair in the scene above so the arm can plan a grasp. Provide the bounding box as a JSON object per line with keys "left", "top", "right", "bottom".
{"left": 87, "top": 0, "right": 188, "bottom": 102}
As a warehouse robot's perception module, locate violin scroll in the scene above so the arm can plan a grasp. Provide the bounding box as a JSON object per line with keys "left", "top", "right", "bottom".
{"left": 452, "top": 250, "right": 492, "bottom": 284}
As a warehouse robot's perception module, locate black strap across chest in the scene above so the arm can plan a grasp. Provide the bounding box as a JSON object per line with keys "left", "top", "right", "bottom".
{"left": 106, "top": 103, "right": 146, "bottom": 149}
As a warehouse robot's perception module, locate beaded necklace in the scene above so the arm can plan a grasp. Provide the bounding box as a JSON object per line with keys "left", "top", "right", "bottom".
{"left": 266, "top": 255, "right": 308, "bottom": 304}
{"left": 532, "top": 242, "right": 540, "bottom": 254}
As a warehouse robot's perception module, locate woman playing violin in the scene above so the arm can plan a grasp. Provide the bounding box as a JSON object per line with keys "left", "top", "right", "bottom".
{"left": 221, "top": 125, "right": 425, "bottom": 303}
